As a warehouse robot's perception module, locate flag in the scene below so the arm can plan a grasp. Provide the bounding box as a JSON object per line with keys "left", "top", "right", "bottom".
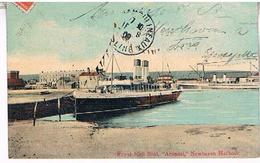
{"left": 96, "top": 66, "right": 99, "bottom": 74}
{"left": 106, "top": 49, "right": 109, "bottom": 56}
{"left": 102, "top": 55, "right": 105, "bottom": 65}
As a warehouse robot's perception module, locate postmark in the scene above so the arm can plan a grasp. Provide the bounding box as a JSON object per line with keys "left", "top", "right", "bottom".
{"left": 113, "top": 9, "right": 155, "bottom": 55}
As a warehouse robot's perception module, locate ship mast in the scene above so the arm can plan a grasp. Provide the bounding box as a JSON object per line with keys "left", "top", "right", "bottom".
{"left": 110, "top": 23, "right": 116, "bottom": 93}
{"left": 162, "top": 54, "right": 164, "bottom": 75}
{"left": 110, "top": 52, "right": 114, "bottom": 93}
{"left": 250, "top": 61, "right": 252, "bottom": 76}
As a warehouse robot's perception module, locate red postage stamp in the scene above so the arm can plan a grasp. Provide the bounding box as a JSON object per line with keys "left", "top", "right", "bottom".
{"left": 14, "top": 2, "right": 35, "bottom": 13}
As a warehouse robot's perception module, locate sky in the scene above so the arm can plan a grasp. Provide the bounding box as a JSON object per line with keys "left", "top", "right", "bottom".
{"left": 7, "top": 2, "right": 259, "bottom": 74}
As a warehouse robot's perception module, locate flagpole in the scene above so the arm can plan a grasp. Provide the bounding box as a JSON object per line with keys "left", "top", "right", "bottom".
{"left": 111, "top": 52, "right": 114, "bottom": 93}
{"left": 110, "top": 22, "right": 116, "bottom": 93}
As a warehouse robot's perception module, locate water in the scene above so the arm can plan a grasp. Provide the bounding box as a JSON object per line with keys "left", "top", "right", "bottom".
{"left": 39, "top": 113, "right": 76, "bottom": 121}
{"left": 97, "top": 89, "right": 260, "bottom": 128}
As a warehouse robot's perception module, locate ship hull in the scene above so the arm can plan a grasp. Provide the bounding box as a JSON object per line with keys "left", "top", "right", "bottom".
{"left": 75, "top": 90, "right": 181, "bottom": 121}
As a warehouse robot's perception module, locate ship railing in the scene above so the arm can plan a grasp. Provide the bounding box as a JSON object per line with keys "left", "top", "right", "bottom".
{"left": 111, "top": 84, "right": 175, "bottom": 93}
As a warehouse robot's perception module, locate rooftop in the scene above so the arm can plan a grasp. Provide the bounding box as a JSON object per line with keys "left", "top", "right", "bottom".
{"left": 80, "top": 72, "right": 99, "bottom": 76}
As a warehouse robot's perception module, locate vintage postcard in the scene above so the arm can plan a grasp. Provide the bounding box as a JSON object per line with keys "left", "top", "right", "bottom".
{"left": 5, "top": 2, "right": 260, "bottom": 159}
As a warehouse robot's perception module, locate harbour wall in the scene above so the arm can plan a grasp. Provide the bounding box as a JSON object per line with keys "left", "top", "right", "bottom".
{"left": 8, "top": 96, "right": 75, "bottom": 120}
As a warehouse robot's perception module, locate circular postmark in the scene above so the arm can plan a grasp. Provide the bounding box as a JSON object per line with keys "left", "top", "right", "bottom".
{"left": 113, "top": 9, "right": 155, "bottom": 55}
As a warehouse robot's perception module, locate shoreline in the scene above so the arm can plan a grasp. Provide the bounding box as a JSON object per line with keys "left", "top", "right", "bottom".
{"left": 8, "top": 120, "right": 260, "bottom": 158}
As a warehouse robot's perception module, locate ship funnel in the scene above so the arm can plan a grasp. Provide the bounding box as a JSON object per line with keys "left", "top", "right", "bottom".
{"left": 142, "top": 60, "right": 149, "bottom": 82}
{"left": 133, "top": 59, "right": 142, "bottom": 79}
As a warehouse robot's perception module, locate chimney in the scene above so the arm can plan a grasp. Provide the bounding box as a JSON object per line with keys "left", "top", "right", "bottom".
{"left": 142, "top": 60, "right": 149, "bottom": 82}
{"left": 133, "top": 59, "right": 142, "bottom": 79}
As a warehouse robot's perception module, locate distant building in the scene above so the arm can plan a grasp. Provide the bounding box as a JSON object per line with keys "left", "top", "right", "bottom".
{"left": 8, "top": 71, "right": 25, "bottom": 89}
{"left": 56, "top": 77, "right": 77, "bottom": 89}
{"left": 205, "top": 72, "right": 251, "bottom": 83}
{"left": 39, "top": 70, "right": 84, "bottom": 88}
{"left": 79, "top": 71, "right": 100, "bottom": 90}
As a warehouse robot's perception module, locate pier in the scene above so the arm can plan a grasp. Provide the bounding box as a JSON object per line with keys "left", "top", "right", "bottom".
{"left": 8, "top": 89, "right": 75, "bottom": 121}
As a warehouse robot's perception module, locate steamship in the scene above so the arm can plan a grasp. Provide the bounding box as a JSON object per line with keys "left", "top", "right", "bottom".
{"left": 73, "top": 57, "right": 181, "bottom": 121}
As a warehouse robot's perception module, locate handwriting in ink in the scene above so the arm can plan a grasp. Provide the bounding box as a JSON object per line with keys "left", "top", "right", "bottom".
{"left": 168, "top": 36, "right": 208, "bottom": 51}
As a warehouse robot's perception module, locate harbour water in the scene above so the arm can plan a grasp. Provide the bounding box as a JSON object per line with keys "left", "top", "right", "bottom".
{"left": 40, "top": 90, "right": 259, "bottom": 128}
{"left": 98, "top": 89, "right": 260, "bottom": 128}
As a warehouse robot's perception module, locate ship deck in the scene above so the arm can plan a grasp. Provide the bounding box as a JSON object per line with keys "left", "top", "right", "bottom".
{"left": 73, "top": 89, "right": 181, "bottom": 99}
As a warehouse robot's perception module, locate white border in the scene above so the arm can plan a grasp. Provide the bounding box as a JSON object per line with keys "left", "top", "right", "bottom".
{"left": 0, "top": 1, "right": 260, "bottom": 163}
{"left": 0, "top": 2, "right": 8, "bottom": 162}
{"left": 2, "top": 0, "right": 260, "bottom": 2}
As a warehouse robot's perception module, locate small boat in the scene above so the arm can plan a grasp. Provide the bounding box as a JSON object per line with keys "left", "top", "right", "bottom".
{"left": 39, "top": 90, "right": 51, "bottom": 95}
